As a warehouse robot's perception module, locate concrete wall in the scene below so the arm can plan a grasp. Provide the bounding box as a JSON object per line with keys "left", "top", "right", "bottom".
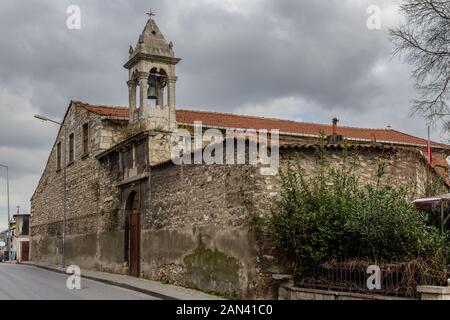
{"left": 140, "top": 226, "right": 257, "bottom": 297}
{"left": 278, "top": 284, "right": 415, "bottom": 300}
{"left": 278, "top": 284, "right": 450, "bottom": 300}
{"left": 139, "top": 162, "right": 268, "bottom": 298}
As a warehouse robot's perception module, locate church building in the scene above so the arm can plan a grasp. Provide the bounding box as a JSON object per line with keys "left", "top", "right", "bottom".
{"left": 30, "top": 15, "right": 450, "bottom": 299}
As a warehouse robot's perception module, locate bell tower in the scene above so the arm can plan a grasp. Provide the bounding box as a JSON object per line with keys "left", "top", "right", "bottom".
{"left": 124, "top": 11, "right": 181, "bottom": 132}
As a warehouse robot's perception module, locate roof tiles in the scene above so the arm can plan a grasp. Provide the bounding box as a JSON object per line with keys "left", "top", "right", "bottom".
{"left": 73, "top": 101, "right": 449, "bottom": 149}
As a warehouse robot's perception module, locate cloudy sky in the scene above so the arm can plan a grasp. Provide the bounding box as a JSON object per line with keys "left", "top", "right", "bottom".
{"left": 0, "top": 0, "right": 441, "bottom": 229}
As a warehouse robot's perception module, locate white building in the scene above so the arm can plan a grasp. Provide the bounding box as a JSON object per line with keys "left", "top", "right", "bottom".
{"left": 12, "top": 211, "right": 30, "bottom": 262}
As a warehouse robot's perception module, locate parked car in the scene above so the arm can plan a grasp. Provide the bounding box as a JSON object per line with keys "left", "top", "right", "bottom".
{"left": 1, "top": 251, "right": 8, "bottom": 262}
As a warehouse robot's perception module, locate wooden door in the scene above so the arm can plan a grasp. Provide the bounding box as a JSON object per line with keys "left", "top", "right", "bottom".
{"left": 129, "top": 212, "right": 140, "bottom": 277}
{"left": 21, "top": 241, "right": 29, "bottom": 262}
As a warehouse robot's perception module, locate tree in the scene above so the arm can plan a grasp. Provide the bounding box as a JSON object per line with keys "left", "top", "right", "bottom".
{"left": 390, "top": 0, "right": 450, "bottom": 125}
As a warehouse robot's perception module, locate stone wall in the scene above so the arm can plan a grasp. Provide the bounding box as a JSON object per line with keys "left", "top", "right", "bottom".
{"left": 132, "top": 144, "right": 446, "bottom": 299}
{"left": 148, "top": 131, "right": 175, "bottom": 166}
{"left": 139, "top": 162, "right": 267, "bottom": 298}
{"left": 276, "top": 145, "right": 446, "bottom": 199}
{"left": 30, "top": 103, "right": 123, "bottom": 268}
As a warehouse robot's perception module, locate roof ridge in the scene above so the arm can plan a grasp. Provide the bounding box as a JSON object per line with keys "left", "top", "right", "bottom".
{"left": 177, "top": 108, "right": 400, "bottom": 132}
{"left": 389, "top": 128, "right": 444, "bottom": 146}
{"left": 73, "top": 101, "right": 129, "bottom": 110}
{"left": 178, "top": 109, "right": 447, "bottom": 147}
{"left": 72, "top": 103, "right": 424, "bottom": 135}
{"left": 177, "top": 108, "right": 318, "bottom": 125}
{"left": 72, "top": 101, "right": 449, "bottom": 148}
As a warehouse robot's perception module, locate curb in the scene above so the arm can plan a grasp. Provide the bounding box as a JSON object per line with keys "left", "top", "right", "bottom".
{"left": 21, "top": 262, "right": 178, "bottom": 300}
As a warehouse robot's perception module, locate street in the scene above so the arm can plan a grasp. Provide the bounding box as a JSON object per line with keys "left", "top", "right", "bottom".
{"left": 0, "top": 263, "right": 159, "bottom": 300}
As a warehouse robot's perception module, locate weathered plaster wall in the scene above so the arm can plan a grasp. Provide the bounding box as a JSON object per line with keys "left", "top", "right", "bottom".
{"left": 138, "top": 162, "right": 267, "bottom": 298}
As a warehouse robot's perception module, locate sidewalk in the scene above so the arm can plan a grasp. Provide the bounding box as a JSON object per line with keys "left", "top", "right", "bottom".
{"left": 20, "top": 261, "right": 223, "bottom": 300}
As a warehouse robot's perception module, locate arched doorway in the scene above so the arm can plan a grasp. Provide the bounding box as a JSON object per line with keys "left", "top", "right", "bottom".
{"left": 124, "top": 190, "right": 140, "bottom": 277}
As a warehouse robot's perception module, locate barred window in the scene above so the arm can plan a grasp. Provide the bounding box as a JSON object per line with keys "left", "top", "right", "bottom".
{"left": 56, "top": 142, "right": 61, "bottom": 171}
{"left": 82, "top": 123, "right": 89, "bottom": 156}
{"left": 69, "top": 133, "right": 74, "bottom": 164}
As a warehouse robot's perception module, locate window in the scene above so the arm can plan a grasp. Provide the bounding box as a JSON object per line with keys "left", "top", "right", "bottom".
{"left": 69, "top": 133, "right": 74, "bottom": 164}
{"left": 82, "top": 123, "right": 89, "bottom": 156}
{"left": 56, "top": 142, "right": 61, "bottom": 171}
{"left": 20, "top": 216, "right": 29, "bottom": 236}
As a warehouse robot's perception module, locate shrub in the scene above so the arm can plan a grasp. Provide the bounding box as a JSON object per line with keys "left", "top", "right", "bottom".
{"left": 271, "top": 148, "right": 448, "bottom": 277}
{"left": 346, "top": 185, "right": 447, "bottom": 261}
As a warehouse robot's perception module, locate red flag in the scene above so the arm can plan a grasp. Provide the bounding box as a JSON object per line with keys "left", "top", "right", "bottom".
{"left": 427, "top": 127, "right": 433, "bottom": 164}
{"left": 427, "top": 141, "right": 433, "bottom": 164}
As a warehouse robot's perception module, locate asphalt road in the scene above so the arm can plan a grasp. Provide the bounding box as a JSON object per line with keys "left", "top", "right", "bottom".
{"left": 0, "top": 263, "right": 159, "bottom": 300}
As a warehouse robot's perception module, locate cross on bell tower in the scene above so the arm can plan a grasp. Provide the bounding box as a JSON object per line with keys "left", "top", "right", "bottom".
{"left": 124, "top": 11, "right": 181, "bottom": 131}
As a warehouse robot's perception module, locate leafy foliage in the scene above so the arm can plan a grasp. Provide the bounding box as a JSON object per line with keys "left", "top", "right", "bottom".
{"left": 271, "top": 148, "right": 448, "bottom": 276}
{"left": 390, "top": 0, "right": 450, "bottom": 124}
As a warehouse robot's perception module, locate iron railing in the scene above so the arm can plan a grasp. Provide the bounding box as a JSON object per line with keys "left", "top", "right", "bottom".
{"left": 295, "top": 260, "right": 449, "bottom": 298}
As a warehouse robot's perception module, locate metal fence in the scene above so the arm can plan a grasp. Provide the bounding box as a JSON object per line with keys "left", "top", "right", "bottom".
{"left": 295, "top": 260, "right": 449, "bottom": 298}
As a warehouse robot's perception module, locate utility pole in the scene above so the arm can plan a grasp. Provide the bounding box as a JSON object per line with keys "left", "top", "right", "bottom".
{"left": 0, "top": 164, "right": 10, "bottom": 261}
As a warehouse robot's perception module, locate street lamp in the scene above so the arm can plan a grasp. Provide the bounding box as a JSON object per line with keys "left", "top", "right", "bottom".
{"left": 34, "top": 114, "right": 67, "bottom": 269}
{"left": 0, "top": 164, "right": 10, "bottom": 261}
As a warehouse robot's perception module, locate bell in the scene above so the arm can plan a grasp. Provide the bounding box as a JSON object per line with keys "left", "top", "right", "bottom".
{"left": 147, "top": 87, "right": 157, "bottom": 100}
{"left": 147, "top": 74, "right": 158, "bottom": 100}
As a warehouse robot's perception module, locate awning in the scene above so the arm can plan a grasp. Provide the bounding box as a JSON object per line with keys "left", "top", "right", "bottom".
{"left": 413, "top": 194, "right": 450, "bottom": 210}
{"left": 413, "top": 194, "right": 450, "bottom": 232}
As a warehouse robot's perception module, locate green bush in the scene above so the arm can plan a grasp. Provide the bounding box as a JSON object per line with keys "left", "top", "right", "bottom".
{"left": 271, "top": 149, "right": 448, "bottom": 276}
{"left": 346, "top": 185, "right": 446, "bottom": 261}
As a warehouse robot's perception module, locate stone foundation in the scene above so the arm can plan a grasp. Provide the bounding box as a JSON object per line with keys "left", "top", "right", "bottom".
{"left": 278, "top": 284, "right": 415, "bottom": 300}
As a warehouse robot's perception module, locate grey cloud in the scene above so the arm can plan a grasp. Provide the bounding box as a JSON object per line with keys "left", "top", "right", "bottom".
{"left": 0, "top": 0, "right": 408, "bottom": 114}
{"left": 0, "top": 0, "right": 437, "bottom": 229}
{"left": 172, "top": 0, "right": 397, "bottom": 112}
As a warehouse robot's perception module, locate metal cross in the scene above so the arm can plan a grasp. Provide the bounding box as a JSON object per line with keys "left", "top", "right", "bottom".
{"left": 146, "top": 9, "right": 156, "bottom": 18}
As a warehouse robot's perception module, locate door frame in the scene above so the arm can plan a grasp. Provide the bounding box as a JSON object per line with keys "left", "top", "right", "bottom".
{"left": 124, "top": 186, "right": 141, "bottom": 277}
{"left": 20, "top": 241, "right": 30, "bottom": 262}
{"left": 129, "top": 211, "right": 141, "bottom": 277}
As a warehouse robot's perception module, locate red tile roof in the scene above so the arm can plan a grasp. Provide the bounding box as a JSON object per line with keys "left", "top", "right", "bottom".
{"left": 73, "top": 101, "right": 450, "bottom": 149}
{"left": 176, "top": 110, "right": 449, "bottom": 149}
{"left": 433, "top": 156, "right": 449, "bottom": 168}
{"left": 75, "top": 101, "right": 129, "bottom": 117}
{"left": 432, "top": 156, "right": 450, "bottom": 186}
